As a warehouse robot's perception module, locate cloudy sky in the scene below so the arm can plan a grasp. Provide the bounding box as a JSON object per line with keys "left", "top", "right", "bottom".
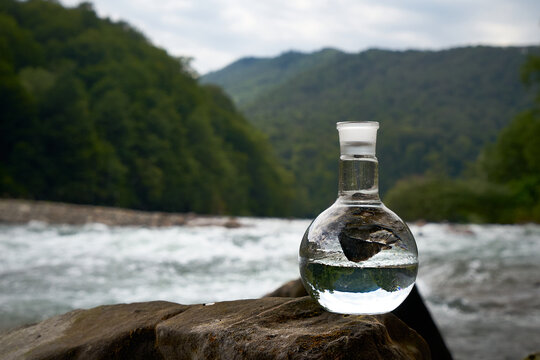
{"left": 60, "top": 0, "right": 539, "bottom": 74}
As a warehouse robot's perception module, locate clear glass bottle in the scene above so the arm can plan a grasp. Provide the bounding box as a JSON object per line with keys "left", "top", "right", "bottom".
{"left": 299, "top": 121, "right": 418, "bottom": 315}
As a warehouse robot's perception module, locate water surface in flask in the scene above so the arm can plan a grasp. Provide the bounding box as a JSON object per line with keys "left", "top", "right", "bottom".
{"left": 300, "top": 255, "right": 417, "bottom": 314}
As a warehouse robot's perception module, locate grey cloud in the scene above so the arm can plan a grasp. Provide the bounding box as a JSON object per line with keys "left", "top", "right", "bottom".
{"left": 60, "top": 0, "right": 540, "bottom": 73}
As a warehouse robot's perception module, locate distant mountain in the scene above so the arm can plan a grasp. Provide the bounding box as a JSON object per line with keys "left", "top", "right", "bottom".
{"left": 202, "top": 48, "right": 344, "bottom": 106}
{"left": 202, "top": 46, "right": 539, "bottom": 216}
{"left": 0, "top": 0, "right": 293, "bottom": 216}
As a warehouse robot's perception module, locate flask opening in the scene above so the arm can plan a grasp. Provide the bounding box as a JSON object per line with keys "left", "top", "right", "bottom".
{"left": 337, "top": 121, "right": 379, "bottom": 156}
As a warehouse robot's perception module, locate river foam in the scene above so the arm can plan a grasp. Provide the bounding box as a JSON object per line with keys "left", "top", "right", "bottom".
{"left": 1, "top": 220, "right": 539, "bottom": 359}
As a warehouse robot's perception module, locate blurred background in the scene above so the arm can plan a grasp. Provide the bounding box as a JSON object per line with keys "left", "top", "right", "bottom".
{"left": 1, "top": 0, "right": 539, "bottom": 359}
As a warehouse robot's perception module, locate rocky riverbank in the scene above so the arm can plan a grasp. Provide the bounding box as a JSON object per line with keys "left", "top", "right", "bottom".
{"left": 0, "top": 199, "right": 242, "bottom": 228}
{"left": 0, "top": 297, "right": 430, "bottom": 360}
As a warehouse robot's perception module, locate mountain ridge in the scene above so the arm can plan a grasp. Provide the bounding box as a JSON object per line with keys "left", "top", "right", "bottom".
{"left": 202, "top": 45, "right": 539, "bottom": 216}
{"left": 202, "top": 47, "right": 345, "bottom": 106}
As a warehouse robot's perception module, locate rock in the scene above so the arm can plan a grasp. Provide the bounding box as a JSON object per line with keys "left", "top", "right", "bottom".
{"left": 268, "top": 279, "right": 452, "bottom": 360}
{"left": 224, "top": 217, "right": 242, "bottom": 228}
{"left": 392, "top": 285, "right": 453, "bottom": 360}
{"left": 0, "top": 298, "right": 430, "bottom": 360}
{"left": 264, "top": 279, "right": 308, "bottom": 297}
{"left": 0, "top": 301, "right": 189, "bottom": 360}
{"left": 157, "top": 297, "right": 430, "bottom": 360}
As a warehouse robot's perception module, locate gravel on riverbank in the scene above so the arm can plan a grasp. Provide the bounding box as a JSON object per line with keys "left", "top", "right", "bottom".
{"left": 0, "top": 199, "right": 242, "bottom": 228}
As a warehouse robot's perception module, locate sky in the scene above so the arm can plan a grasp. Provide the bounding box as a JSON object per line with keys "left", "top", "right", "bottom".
{"left": 59, "top": 0, "right": 540, "bottom": 75}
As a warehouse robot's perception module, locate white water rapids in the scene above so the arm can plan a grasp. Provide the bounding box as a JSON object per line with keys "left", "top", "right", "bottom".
{"left": 1, "top": 219, "right": 539, "bottom": 359}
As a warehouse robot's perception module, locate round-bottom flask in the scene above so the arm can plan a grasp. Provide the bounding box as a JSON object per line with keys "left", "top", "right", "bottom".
{"left": 299, "top": 122, "right": 418, "bottom": 314}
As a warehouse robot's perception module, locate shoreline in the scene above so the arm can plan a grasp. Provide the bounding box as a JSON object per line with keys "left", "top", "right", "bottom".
{"left": 0, "top": 199, "right": 242, "bottom": 228}
{"left": 1, "top": 198, "right": 531, "bottom": 228}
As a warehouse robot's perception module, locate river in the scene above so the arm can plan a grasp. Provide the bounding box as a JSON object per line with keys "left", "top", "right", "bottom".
{"left": 0, "top": 219, "right": 538, "bottom": 359}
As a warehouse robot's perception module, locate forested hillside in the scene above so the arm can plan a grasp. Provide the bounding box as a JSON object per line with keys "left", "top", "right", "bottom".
{"left": 203, "top": 48, "right": 344, "bottom": 107}
{"left": 203, "top": 46, "right": 539, "bottom": 217}
{"left": 2, "top": 0, "right": 537, "bottom": 221}
{"left": 385, "top": 54, "right": 540, "bottom": 223}
{"left": 0, "top": 0, "right": 293, "bottom": 216}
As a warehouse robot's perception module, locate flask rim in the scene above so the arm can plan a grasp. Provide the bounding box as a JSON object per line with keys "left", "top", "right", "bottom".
{"left": 336, "top": 121, "right": 379, "bottom": 129}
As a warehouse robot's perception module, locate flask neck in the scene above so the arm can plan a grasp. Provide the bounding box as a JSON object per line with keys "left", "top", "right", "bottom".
{"left": 338, "top": 154, "right": 380, "bottom": 203}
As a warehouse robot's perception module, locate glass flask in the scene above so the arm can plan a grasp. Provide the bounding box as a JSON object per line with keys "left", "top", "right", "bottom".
{"left": 299, "top": 121, "right": 418, "bottom": 315}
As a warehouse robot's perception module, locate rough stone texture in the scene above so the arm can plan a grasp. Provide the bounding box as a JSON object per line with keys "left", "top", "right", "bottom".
{"left": 156, "top": 297, "right": 430, "bottom": 360}
{"left": 0, "top": 301, "right": 189, "bottom": 360}
{"left": 0, "top": 199, "right": 242, "bottom": 227}
{"left": 267, "top": 278, "right": 452, "bottom": 360}
{"left": 0, "top": 298, "right": 429, "bottom": 360}
{"left": 264, "top": 279, "right": 308, "bottom": 298}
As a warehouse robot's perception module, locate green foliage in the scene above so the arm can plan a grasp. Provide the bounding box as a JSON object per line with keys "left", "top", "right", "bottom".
{"left": 479, "top": 78, "right": 540, "bottom": 222}
{"left": 0, "top": 0, "right": 293, "bottom": 215}
{"left": 386, "top": 54, "right": 540, "bottom": 223}
{"left": 384, "top": 177, "right": 516, "bottom": 223}
{"left": 203, "top": 46, "right": 537, "bottom": 217}
{"left": 202, "top": 48, "right": 343, "bottom": 107}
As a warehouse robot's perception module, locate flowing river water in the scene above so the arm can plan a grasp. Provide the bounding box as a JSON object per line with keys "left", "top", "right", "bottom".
{"left": 1, "top": 219, "right": 539, "bottom": 359}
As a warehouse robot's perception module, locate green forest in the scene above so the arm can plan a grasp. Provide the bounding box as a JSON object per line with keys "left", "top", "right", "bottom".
{"left": 385, "top": 57, "right": 540, "bottom": 223}
{"left": 0, "top": 0, "right": 294, "bottom": 216}
{"left": 2, "top": 0, "right": 539, "bottom": 222}
{"left": 204, "top": 47, "right": 540, "bottom": 222}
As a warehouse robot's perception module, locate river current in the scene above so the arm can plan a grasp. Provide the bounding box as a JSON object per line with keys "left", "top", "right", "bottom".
{"left": 0, "top": 219, "right": 539, "bottom": 359}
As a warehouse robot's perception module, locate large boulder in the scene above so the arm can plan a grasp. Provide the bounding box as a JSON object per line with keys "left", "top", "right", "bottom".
{"left": 0, "top": 301, "right": 189, "bottom": 360}
{"left": 157, "top": 297, "right": 429, "bottom": 359}
{"left": 0, "top": 298, "right": 430, "bottom": 360}
{"left": 266, "top": 279, "right": 452, "bottom": 360}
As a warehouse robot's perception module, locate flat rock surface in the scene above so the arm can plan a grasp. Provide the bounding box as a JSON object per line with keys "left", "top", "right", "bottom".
{"left": 158, "top": 297, "right": 430, "bottom": 360}
{"left": 0, "top": 301, "right": 189, "bottom": 360}
{"left": 1, "top": 297, "right": 430, "bottom": 360}
{"left": 265, "top": 279, "right": 452, "bottom": 360}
